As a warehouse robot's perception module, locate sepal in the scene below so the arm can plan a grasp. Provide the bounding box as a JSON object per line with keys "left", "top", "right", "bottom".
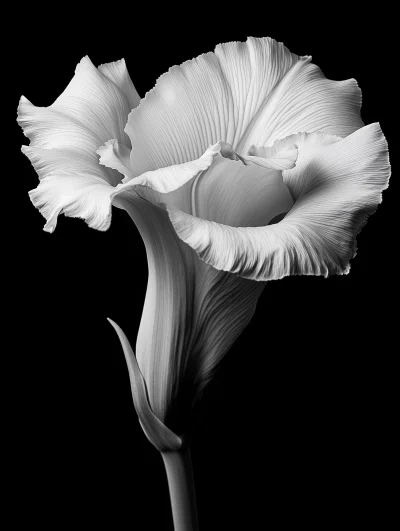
{"left": 107, "top": 318, "right": 182, "bottom": 452}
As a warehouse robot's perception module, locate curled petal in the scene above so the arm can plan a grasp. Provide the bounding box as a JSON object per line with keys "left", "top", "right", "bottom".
{"left": 29, "top": 172, "right": 114, "bottom": 233}
{"left": 125, "top": 36, "right": 362, "bottom": 177}
{"left": 18, "top": 57, "right": 130, "bottom": 150}
{"left": 98, "top": 58, "right": 140, "bottom": 110}
{"left": 22, "top": 144, "right": 116, "bottom": 232}
{"left": 219, "top": 141, "right": 244, "bottom": 161}
{"left": 284, "top": 132, "right": 342, "bottom": 199}
{"left": 110, "top": 143, "right": 222, "bottom": 194}
{"left": 107, "top": 142, "right": 295, "bottom": 227}
{"left": 97, "top": 139, "right": 134, "bottom": 182}
{"left": 248, "top": 131, "right": 343, "bottom": 199}
{"left": 246, "top": 138, "right": 299, "bottom": 170}
{"left": 220, "top": 139, "right": 298, "bottom": 169}
{"left": 18, "top": 56, "right": 134, "bottom": 231}
{"left": 166, "top": 123, "right": 390, "bottom": 280}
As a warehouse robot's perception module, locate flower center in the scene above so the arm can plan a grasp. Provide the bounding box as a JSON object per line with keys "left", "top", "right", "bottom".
{"left": 191, "top": 153, "right": 294, "bottom": 227}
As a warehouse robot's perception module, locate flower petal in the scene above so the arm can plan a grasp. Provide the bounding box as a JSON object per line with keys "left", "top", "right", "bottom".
{"left": 249, "top": 131, "right": 343, "bottom": 199}
{"left": 97, "top": 139, "right": 134, "bottom": 182}
{"left": 98, "top": 58, "right": 140, "bottom": 111}
{"left": 18, "top": 57, "right": 130, "bottom": 150}
{"left": 235, "top": 57, "right": 362, "bottom": 155}
{"left": 166, "top": 123, "right": 390, "bottom": 280}
{"left": 245, "top": 137, "right": 299, "bottom": 170}
{"left": 109, "top": 143, "right": 221, "bottom": 193}
{"left": 109, "top": 196, "right": 197, "bottom": 425}
{"left": 124, "top": 36, "right": 362, "bottom": 177}
{"left": 107, "top": 142, "right": 294, "bottom": 227}
{"left": 29, "top": 170, "right": 114, "bottom": 233}
{"left": 190, "top": 156, "right": 294, "bottom": 227}
{"left": 281, "top": 132, "right": 343, "bottom": 199}
{"left": 109, "top": 192, "right": 264, "bottom": 433}
{"left": 18, "top": 56, "right": 133, "bottom": 230}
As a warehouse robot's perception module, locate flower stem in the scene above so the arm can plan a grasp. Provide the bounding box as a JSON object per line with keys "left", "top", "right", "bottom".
{"left": 161, "top": 446, "right": 199, "bottom": 531}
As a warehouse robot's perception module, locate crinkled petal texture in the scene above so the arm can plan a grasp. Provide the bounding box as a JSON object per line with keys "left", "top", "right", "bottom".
{"left": 18, "top": 56, "right": 139, "bottom": 231}
{"left": 20, "top": 36, "right": 363, "bottom": 234}
{"left": 125, "top": 36, "right": 363, "bottom": 178}
{"left": 167, "top": 123, "right": 390, "bottom": 281}
{"left": 245, "top": 137, "right": 299, "bottom": 170}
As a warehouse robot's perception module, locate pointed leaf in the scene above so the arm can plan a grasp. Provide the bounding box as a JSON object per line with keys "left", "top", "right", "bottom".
{"left": 107, "top": 318, "right": 182, "bottom": 452}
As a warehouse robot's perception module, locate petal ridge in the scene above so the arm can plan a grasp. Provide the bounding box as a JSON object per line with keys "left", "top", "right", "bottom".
{"left": 98, "top": 58, "right": 141, "bottom": 111}
{"left": 124, "top": 36, "right": 362, "bottom": 178}
{"left": 18, "top": 56, "right": 132, "bottom": 231}
{"left": 166, "top": 124, "right": 390, "bottom": 281}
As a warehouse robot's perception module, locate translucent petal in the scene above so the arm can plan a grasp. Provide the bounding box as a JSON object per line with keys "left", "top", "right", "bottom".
{"left": 125, "top": 36, "right": 362, "bottom": 178}
{"left": 246, "top": 137, "right": 299, "bottom": 169}
{"left": 236, "top": 57, "right": 363, "bottom": 155}
{"left": 97, "top": 139, "right": 134, "bottom": 182}
{"left": 18, "top": 57, "right": 131, "bottom": 150}
{"left": 98, "top": 58, "right": 140, "bottom": 110}
{"left": 166, "top": 124, "right": 390, "bottom": 280}
{"left": 18, "top": 56, "right": 133, "bottom": 230}
{"left": 109, "top": 143, "right": 221, "bottom": 193}
{"left": 29, "top": 171, "right": 114, "bottom": 233}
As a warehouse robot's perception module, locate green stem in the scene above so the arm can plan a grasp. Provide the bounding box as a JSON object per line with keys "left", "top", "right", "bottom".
{"left": 161, "top": 447, "right": 199, "bottom": 531}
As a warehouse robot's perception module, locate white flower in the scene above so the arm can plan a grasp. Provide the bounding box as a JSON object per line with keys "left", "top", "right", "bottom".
{"left": 18, "top": 37, "right": 390, "bottom": 453}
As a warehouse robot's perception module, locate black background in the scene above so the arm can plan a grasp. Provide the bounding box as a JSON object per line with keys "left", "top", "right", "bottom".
{"left": 11, "top": 8, "right": 396, "bottom": 530}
